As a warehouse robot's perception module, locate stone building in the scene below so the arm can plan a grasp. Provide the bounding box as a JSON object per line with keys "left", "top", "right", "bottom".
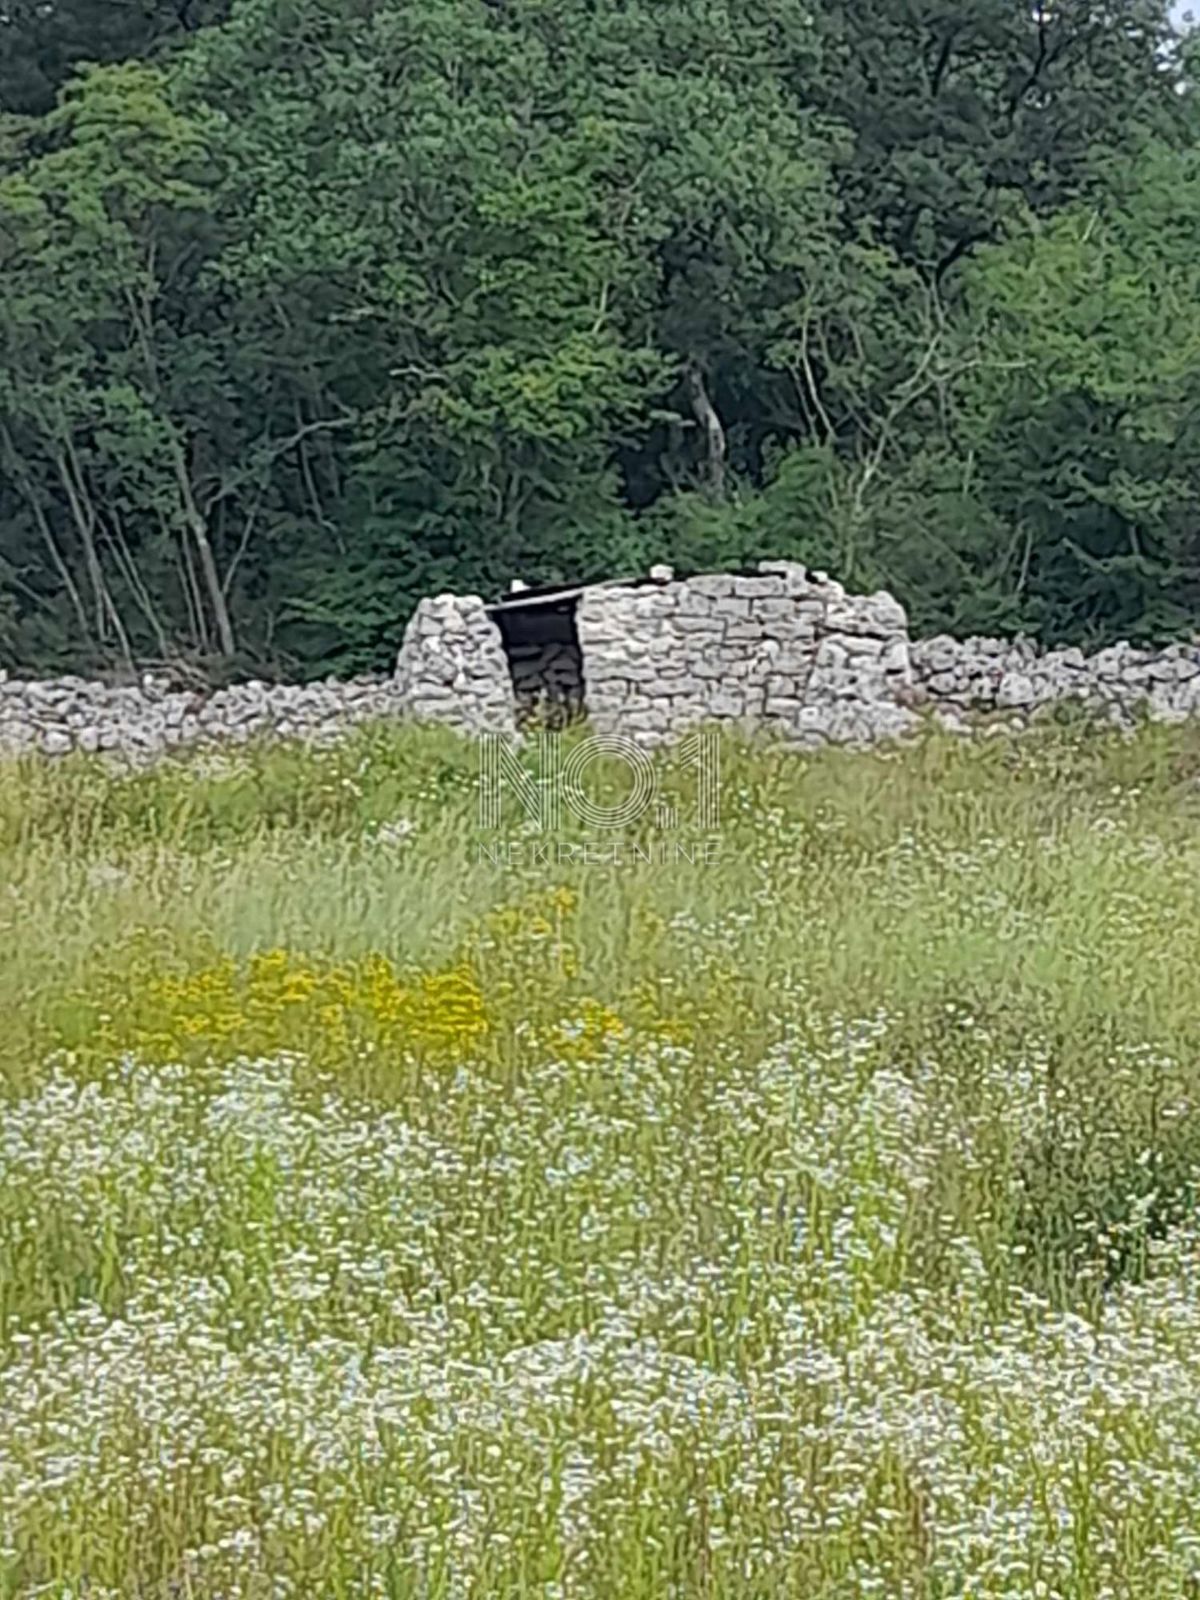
{"left": 393, "top": 562, "right": 918, "bottom": 747}
{"left": 3, "top": 562, "right": 1200, "bottom": 760}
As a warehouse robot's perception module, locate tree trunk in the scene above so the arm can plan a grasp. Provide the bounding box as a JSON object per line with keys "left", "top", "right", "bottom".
{"left": 0, "top": 426, "right": 92, "bottom": 647}
{"left": 55, "top": 445, "right": 134, "bottom": 669}
{"left": 171, "top": 441, "right": 236, "bottom": 657}
{"left": 685, "top": 362, "right": 727, "bottom": 500}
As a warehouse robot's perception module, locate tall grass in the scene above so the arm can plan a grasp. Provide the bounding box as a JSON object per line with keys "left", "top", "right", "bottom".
{"left": 2, "top": 719, "right": 1200, "bottom": 1594}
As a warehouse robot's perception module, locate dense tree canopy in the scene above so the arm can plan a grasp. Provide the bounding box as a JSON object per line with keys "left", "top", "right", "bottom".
{"left": 0, "top": 0, "right": 1195, "bottom": 676}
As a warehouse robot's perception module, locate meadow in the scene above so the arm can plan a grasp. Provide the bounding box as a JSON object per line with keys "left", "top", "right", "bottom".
{"left": 2, "top": 717, "right": 1200, "bottom": 1596}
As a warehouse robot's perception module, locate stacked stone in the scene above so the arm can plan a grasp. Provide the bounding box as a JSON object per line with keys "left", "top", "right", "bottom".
{"left": 576, "top": 561, "right": 916, "bottom": 747}
{"left": 578, "top": 571, "right": 785, "bottom": 742}
{"left": 393, "top": 595, "right": 516, "bottom": 736}
{"left": 12, "top": 572, "right": 1200, "bottom": 765}
{"left": 778, "top": 577, "right": 914, "bottom": 748}
{"left": 507, "top": 642, "right": 585, "bottom": 728}
{"left": 0, "top": 671, "right": 410, "bottom": 760}
{"left": 911, "top": 635, "right": 1200, "bottom": 729}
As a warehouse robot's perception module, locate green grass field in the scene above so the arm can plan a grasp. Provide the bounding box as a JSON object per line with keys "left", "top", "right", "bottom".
{"left": 3, "top": 719, "right": 1200, "bottom": 1597}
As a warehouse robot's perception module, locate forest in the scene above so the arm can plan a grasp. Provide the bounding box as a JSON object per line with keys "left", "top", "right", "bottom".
{"left": 1, "top": 0, "right": 1198, "bottom": 679}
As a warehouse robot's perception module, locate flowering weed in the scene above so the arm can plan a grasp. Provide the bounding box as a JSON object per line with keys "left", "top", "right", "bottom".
{"left": 2, "top": 722, "right": 1200, "bottom": 1593}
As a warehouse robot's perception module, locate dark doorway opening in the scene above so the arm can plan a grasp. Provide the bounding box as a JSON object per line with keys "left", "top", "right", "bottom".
{"left": 492, "top": 594, "right": 586, "bottom": 730}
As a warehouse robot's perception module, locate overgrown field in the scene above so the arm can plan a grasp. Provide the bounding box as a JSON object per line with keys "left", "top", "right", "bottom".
{"left": 4, "top": 720, "right": 1200, "bottom": 1597}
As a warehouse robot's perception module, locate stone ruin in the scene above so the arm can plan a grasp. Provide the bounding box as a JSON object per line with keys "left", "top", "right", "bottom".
{"left": 393, "top": 561, "right": 1200, "bottom": 747}
{"left": 2, "top": 560, "right": 1200, "bottom": 760}
{"left": 397, "top": 563, "right": 920, "bottom": 748}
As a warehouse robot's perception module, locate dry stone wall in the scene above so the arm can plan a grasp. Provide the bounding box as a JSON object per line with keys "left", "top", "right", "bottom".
{"left": 6, "top": 564, "right": 1200, "bottom": 761}
{"left": 0, "top": 671, "right": 411, "bottom": 760}
{"left": 393, "top": 594, "right": 516, "bottom": 736}
{"left": 576, "top": 563, "right": 915, "bottom": 747}
{"left": 911, "top": 634, "right": 1200, "bottom": 728}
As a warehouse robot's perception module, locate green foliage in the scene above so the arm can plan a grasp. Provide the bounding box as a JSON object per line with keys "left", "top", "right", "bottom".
{"left": 0, "top": 0, "right": 1195, "bottom": 675}
{"left": 954, "top": 143, "right": 1200, "bottom": 642}
{"left": 0, "top": 0, "right": 229, "bottom": 116}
